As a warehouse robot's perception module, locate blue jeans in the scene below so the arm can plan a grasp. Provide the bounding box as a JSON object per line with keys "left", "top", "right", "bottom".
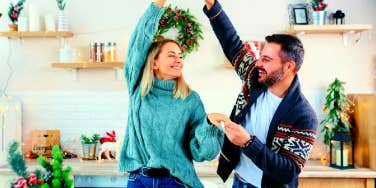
{"left": 232, "top": 173, "right": 258, "bottom": 188}
{"left": 127, "top": 172, "right": 185, "bottom": 188}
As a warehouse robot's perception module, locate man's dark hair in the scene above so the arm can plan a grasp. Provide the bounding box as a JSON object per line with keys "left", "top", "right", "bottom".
{"left": 265, "top": 34, "right": 304, "bottom": 71}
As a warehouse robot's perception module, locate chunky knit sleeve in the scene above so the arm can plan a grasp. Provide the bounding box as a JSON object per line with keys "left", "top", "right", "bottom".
{"left": 188, "top": 93, "right": 224, "bottom": 162}
{"left": 124, "top": 3, "right": 164, "bottom": 95}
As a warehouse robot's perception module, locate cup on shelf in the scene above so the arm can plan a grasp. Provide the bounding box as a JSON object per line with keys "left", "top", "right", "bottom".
{"left": 18, "top": 17, "right": 29, "bottom": 32}
{"left": 59, "top": 45, "right": 77, "bottom": 62}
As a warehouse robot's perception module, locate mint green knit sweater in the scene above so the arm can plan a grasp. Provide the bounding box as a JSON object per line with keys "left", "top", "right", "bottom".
{"left": 118, "top": 3, "right": 224, "bottom": 188}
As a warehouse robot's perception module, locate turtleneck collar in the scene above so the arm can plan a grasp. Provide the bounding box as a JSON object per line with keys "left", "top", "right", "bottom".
{"left": 153, "top": 77, "right": 175, "bottom": 92}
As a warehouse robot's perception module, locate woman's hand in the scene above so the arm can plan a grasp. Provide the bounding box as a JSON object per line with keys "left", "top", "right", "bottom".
{"left": 207, "top": 113, "right": 229, "bottom": 128}
{"left": 154, "top": 0, "right": 166, "bottom": 7}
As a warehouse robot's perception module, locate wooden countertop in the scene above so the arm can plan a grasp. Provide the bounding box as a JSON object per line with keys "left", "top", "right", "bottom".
{"left": 1, "top": 159, "right": 376, "bottom": 178}
{"left": 301, "top": 160, "right": 376, "bottom": 178}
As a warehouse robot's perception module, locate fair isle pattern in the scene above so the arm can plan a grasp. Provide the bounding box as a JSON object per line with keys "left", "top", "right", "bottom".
{"left": 272, "top": 124, "right": 316, "bottom": 168}
{"left": 231, "top": 46, "right": 257, "bottom": 116}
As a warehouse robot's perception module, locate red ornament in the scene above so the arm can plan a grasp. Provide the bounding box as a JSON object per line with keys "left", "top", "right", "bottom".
{"left": 28, "top": 173, "right": 37, "bottom": 184}
{"left": 37, "top": 179, "right": 44, "bottom": 185}
{"left": 173, "top": 16, "right": 179, "bottom": 22}
{"left": 13, "top": 5, "right": 20, "bottom": 12}
{"left": 13, "top": 177, "right": 28, "bottom": 188}
{"left": 185, "top": 39, "right": 192, "bottom": 46}
{"left": 176, "top": 9, "right": 181, "bottom": 15}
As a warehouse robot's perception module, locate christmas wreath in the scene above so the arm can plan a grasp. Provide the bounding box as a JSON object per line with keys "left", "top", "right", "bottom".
{"left": 155, "top": 5, "right": 203, "bottom": 58}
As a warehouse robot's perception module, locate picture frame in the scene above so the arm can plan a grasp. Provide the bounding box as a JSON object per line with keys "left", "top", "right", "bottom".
{"left": 288, "top": 3, "right": 312, "bottom": 25}
{"left": 293, "top": 7, "right": 308, "bottom": 25}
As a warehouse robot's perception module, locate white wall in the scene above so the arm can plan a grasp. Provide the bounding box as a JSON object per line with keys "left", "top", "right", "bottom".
{"left": 0, "top": 0, "right": 375, "bottom": 155}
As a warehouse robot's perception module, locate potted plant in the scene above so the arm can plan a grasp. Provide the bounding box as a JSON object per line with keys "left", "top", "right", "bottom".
{"left": 56, "top": 0, "right": 68, "bottom": 31}
{"left": 80, "top": 133, "right": 100, "bottom": 160}
{"left": 320, "top": 78, "right": 352, "bottom": 145}
{"left": 311, "top": 0, "right": 328, "bottom": 25}
{"left": 7, "top": 0, "right": 26, "bottom": 31}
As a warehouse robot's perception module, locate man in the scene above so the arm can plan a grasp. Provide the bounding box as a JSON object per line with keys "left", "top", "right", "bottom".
{"left": 204, "top": 0, "right": 318, "bottom": 187}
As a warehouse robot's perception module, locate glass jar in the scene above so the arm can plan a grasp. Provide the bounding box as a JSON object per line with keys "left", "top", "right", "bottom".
{"left": 104, "top": 42, "right": 117, "bottom": 62}
{"left": 95, "top": 42, "right": 104, "bottom": 62}
{"left": 89, "top": 42, "right": 97, "bottom": 62}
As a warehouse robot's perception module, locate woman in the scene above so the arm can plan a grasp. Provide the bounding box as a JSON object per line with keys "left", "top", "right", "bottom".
{"left": 118, "top": 0, "right": 225, "bottom": 187}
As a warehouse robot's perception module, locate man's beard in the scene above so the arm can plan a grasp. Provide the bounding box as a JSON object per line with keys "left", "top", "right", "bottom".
{"left": 258, "top": 67, "right": 284, "bottom": 87}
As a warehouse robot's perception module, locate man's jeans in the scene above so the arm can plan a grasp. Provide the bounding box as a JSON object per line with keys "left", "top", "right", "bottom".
{"left": 127, "top": 172, "right": 185, "bottom": 188}
{"left": 232, "top": 173, "right": 259, "bottom": 188}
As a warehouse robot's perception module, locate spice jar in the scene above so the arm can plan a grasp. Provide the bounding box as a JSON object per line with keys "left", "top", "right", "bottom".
{"left": 89, "top": 42, "right": 97, "bottom": 62}
{"left": 104, "top": 42, "right": 117, "bottom": 62}
{"left": 95, "top": 42, "right": 104, "bottom": 62}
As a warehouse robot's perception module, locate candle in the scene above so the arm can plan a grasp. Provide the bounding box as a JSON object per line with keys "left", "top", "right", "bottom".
{"left": 336, "top": 149, "right": 348, "bottom": 166}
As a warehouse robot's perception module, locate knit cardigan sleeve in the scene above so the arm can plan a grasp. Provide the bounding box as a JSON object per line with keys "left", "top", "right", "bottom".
{"left": 124, "top": 3, "right": 164, "bottom": 95}
{"left": 188, "top": 93, "right": 224, "bottom": 162}
{"left": 203, "top": 0, "right": 257, "bottom": 82}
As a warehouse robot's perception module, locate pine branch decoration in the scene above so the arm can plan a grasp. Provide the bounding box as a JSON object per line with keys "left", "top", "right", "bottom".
{"left": 7, "top": 141, "right": 28, "bottom": 177}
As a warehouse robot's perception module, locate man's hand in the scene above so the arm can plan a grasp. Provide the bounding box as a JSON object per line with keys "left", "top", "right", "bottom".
{"left": 224, "top": 121, "right": 252, "bottom": 147}
{"left": 207, "top": 113, "right": 229, "bottom": 128}
{"left": 205, "top": 0, "right": 215, "bottom": 10}
{"left": 154, "top": 0, "right": 166, "bottom": 7}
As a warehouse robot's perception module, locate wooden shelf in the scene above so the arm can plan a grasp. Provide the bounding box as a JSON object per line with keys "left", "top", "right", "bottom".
{"left": 51, "top": 62, "right": 124, "bottom": 80}
{"left": 224, "top": 62, "right": 233, "bottom": 68}
{"left": 51, "top": 62, "right": 123, "bottom": 69}
{"left": 0, "top": 31, "right": 74, "bottom": 38}
{"left": 285, "top": 24, "right": 373, "bottom": 35}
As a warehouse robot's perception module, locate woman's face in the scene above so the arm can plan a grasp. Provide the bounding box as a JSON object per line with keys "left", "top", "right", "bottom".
{"left": 153, "top": 42, "right": 183, "bottom": 80}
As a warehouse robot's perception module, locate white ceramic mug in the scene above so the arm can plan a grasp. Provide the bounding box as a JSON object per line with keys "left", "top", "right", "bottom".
{"left": 18, "top": 17, "right": 28, "bottom": 32}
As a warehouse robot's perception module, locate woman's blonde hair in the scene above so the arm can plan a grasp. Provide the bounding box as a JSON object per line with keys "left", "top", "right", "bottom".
{"left": 140, "top": 39, "right": 192, "bottom": 99}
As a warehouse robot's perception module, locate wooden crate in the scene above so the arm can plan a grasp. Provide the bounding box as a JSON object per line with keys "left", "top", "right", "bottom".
{"left": 349, "top": 94, "right": 376, "bottom": 170}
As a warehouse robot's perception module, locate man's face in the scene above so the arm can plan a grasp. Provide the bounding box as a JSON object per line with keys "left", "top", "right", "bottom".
{"left": 255, "top": 42, "right": 287, "bottom": 87}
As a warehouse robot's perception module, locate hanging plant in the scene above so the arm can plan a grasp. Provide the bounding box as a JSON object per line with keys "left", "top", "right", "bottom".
{"left": 155, "top": 5, "right": 204, "bottom": 58}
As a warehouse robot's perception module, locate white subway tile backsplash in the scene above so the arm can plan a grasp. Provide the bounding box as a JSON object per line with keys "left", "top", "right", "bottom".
{"left": 15, "top": 91, "right": 128, "bottom": 155}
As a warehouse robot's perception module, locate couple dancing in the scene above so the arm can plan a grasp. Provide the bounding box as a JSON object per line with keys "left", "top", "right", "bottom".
{"left": 118, "top": 0, "right": 317, "bottom": 187}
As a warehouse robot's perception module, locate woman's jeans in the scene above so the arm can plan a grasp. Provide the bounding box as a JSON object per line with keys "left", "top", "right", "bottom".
{"left": 127, "top": 172, "right": 185, "bottom": 188}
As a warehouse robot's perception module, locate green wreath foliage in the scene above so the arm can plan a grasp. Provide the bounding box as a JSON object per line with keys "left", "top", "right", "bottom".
{"left": 155, "top": 5, "right": 204, "bottom": 58}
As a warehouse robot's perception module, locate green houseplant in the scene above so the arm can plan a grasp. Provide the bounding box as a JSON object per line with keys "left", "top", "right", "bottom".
{"left": 56, "top": 0, "right": 66, "bottom": 11}
{"left": 7, "top": 0, "right": 26, "bottom": 31}
{"left": 320, "top": 78, "right": 351, "bottom": 145}
{"left": 80, "top": 133, "right": 100, "bottom": 159}
{"left": 80, "top": 133, "right": 100, "bottom": 144}
{"left": 56, "top": 0, "right": 68, "bottom": 31}
{"left": 311, "top": 0, "right": 328, "bottom": 25}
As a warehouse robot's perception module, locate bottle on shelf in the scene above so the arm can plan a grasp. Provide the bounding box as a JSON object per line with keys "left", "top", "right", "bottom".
{"left": 104, "top": 42, "right": 117, "bottom": 62}
{"left": 89, "top": 42, "right": 97, "bottom": 62}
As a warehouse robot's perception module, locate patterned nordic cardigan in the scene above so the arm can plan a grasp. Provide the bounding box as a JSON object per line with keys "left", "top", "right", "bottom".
{"left": 203, "top": 1, "right": 318, "bottom": 188}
